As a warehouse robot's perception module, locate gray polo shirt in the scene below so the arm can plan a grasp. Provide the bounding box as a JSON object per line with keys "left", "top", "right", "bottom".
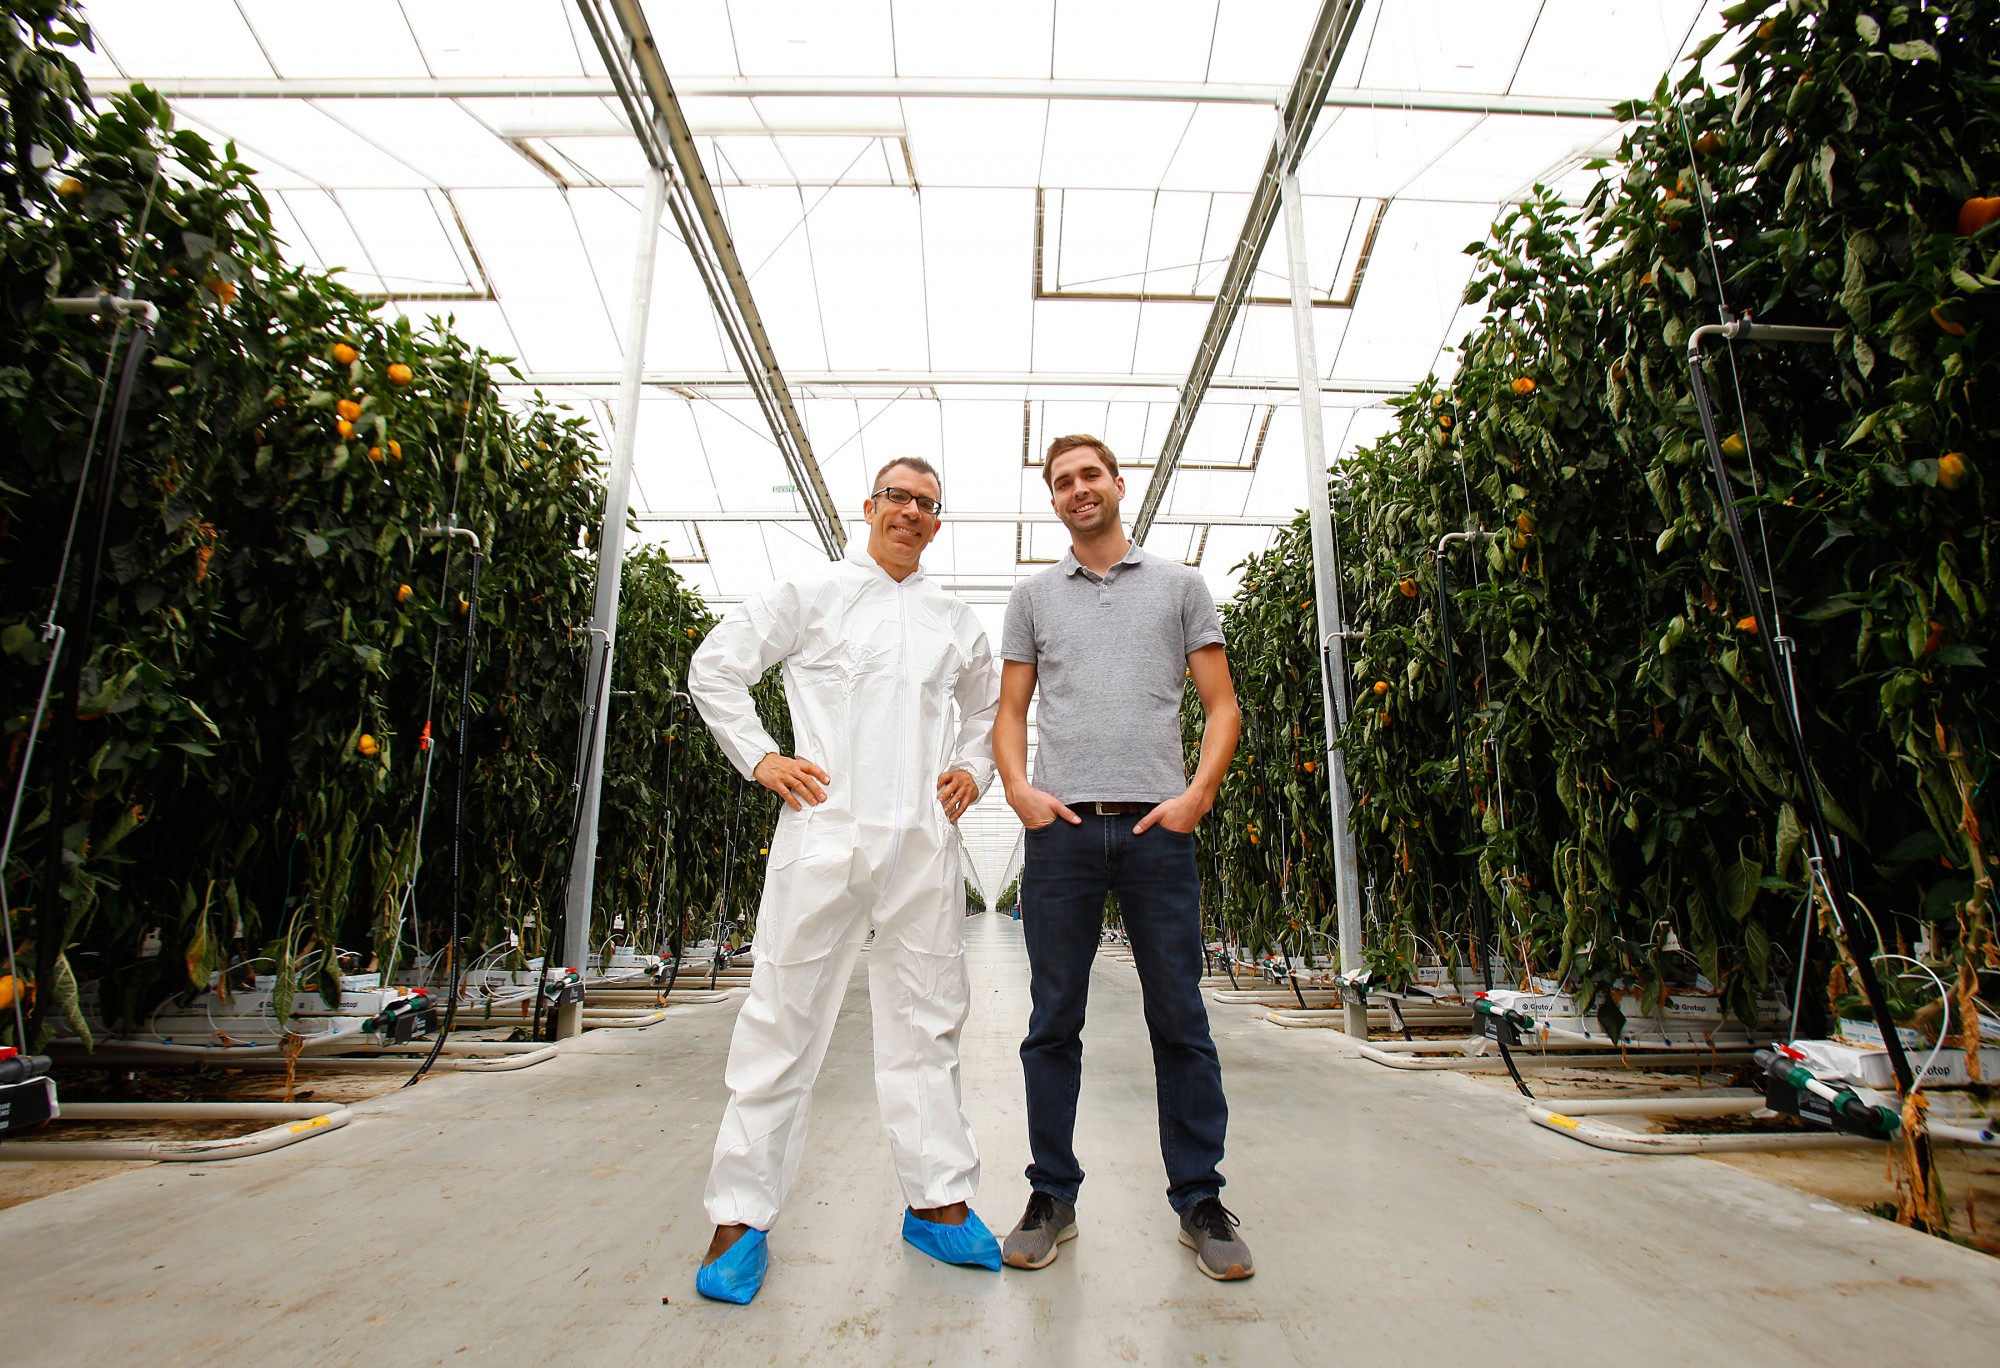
{"left": 1001, "top": 542, "right": 1225, "bottom": 803}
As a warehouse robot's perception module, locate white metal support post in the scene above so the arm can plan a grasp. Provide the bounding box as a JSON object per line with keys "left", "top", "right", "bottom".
{"left": 557, "top": 166, "right": 667, "bottom": 1038}
{"left": 1280, "top": 159, "right": 1367, "bottom": 1038}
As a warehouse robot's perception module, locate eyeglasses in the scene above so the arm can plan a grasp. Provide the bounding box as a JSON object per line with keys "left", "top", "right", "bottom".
{"left": 871, "top": 486, "right": 943, "bottom": 517}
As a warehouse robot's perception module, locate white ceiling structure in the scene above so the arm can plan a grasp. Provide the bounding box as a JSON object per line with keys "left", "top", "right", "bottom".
{"left": 80, "top": 0, "right": 1730, "bottom": 893}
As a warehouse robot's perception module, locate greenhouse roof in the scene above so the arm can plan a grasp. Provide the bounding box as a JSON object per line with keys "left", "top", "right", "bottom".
{"left": 78, "top": 0, "right": 1729, "bottom": 891}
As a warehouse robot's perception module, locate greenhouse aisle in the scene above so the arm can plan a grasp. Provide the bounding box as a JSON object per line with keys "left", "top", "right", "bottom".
{"left": 3, "top": 912, "right": 1996, "bottom": 1365}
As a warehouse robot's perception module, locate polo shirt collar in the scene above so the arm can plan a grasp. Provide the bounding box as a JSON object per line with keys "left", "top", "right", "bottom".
{"left": 1059, "top": 540, "right": 1144, "bottom": 579}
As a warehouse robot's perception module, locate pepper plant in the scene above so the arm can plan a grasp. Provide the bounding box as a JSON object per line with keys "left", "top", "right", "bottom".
{"left": 1202, "top": 0, "right": 1996, "bottom": 1050}
{"left": 0, "top": 5, "right": 773, "bottom": 1041}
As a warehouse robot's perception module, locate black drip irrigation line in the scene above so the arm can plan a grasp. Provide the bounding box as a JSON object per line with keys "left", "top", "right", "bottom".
{"left": 1433, "top": 533, "right": 1496, "bottom": 992}
{"left": 1498, "top": 1034, "right": 1533, "bottom": 1099}
{"left": 535, "top": 612, "right": 618, "bottom": 1042}
{"left": 1273, "top": 793, "right": 1309, "bottom": 1012}
{"left": 657, "top": 827, "right": 685, "bottom": 999}
{"left": 29, "top": 306, "right": 155, "bottom": 1048}
{"left": 711, "top": 779, "right": 748, "bottom": 991}
{"left": 1664, "top": 104, "right": 1925, "bottom": 1177}
{"left": 648, "top": 694, "right": 686, "bottom": 996}
{"left": 405, "top": 545, "right": 482, "bottom": 1087}
{"left": 1683, "top": 321, "right": 1921, "bottom": 1107}
{"left": 1211, "top": 851, "right": 1243, "bottom": 989}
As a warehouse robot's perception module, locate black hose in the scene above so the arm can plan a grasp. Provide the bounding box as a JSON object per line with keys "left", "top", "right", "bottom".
{"left": 1214, "top": 852, "right": 1242, "bottom": 989}
{"left": 1498, "top": 1035, "right": 1533, "bottom": 1099}
{"left": 710, "top": 779, "right": 747, "bottom": 990}
{"left": 406, "top": 550, "right": 482, "bottom": 1085}
{"left": 30, "top": 310, "right": 153, "bottom": 1047}
{"left": 1434, "top": 546, "right": 1494, "bottom": 991}
{"left": 534, "top": 618, "right": 617, "bottom": 1041}
{"left": 1685, "top": 354, "right": 1916, "bottom": 1097}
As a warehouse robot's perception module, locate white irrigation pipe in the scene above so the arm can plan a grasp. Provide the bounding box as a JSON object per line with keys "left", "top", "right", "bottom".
{"left": 587, "top": 986, "right": 737, "bottom": 1001}
{"left": 1212, "top": 989, "right": 1342, "bottom": 1005}
{"left": 580, "top": 1009, "right": 669, "bottom": 1029}
{"left": 1525, "top": 1092, "right": 1998, "bottom": 1154}
{"left": 0, "top": 1102, "right": 349, "bottom": 1162}
{"left": 282, "top": 1046, "right": 560, "bottom": 1073}
{"left": 1357, "top": 1037, "right": 1751, "bottom": 1072}
{"left": 1267, "top": 1000, "right": 1473, "bottom": 1025}
{"left": 50, "top": 1020, "right": 374, "bottom": 1061}
{"left": 61, "top": 1039, "right": 559, "bottom": 1072}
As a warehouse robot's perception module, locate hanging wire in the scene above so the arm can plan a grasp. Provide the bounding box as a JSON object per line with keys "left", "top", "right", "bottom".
{"left": 403, "top": 355, "right": 490, "bottom": 1086}
{"left": 40, "top": 160, "right": 162, "bottom": 633}
{"left": 388, "top": 348, "right": 486, "bottom": 978}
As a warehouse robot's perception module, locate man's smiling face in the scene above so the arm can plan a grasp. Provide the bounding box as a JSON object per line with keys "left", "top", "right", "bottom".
{"left": 864, "top": 463, "right": 943, "bottom": 573}
{"left": 1047, "top": 445, "right": 1123, "bottom": 536}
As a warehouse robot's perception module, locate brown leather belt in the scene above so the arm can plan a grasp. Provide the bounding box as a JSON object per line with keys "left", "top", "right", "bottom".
{"left": 1076, "top": 801, "right": 1147, "bottom": 816}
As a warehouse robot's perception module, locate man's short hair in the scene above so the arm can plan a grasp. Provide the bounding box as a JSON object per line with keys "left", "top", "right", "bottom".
{"left": 1042, "top": 435, "right": 1117, "bottom": 487}
{"left": 872, "top": 456, "right": 941, "bottom": 495}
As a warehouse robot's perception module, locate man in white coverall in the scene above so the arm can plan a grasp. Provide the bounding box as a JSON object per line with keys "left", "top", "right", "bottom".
{"left": 687, "top": 458, "right": 1003, "bottom": 1304}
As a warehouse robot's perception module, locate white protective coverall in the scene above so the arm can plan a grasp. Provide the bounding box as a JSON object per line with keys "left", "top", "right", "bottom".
{"left": 689, "top": 541, "right": 1000, "bottom": 1229}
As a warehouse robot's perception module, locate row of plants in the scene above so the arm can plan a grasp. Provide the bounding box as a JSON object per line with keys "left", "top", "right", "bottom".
{"left": 0, "top": 3, "right": 779, "bottom": 1044}
{"left": 1201, "top": 0, "right": 1996, "bottom": 1048}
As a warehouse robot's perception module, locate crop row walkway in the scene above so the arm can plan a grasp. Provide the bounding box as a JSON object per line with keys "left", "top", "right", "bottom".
{"left": 3, "top": 911, "right": 1995, "bottom": 1363}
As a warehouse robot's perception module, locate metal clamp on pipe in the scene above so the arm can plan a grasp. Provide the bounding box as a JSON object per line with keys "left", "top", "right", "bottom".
{"left": 1753, "top": 1046, "right": 1901, "bottom": 1141}
{"left": 1686, "top": 316, "right": 1839, "bottom": 352}
{"left": 0, "top": 1048, "right": 57, "bottom": 1134}
{"left": 1471, "top": 995, "right": 1533, "bottom": 1046}
{"left": 50, "top": 292, "right": 161, "bottom": 327}
{"left": 540, "top": 967, "right": 584, "bottom": 1010}
{"left": 367, "top": 991, "right": 442, "bottom": 1044}
{"left": 420, "top": 522, "right": 482, "bottom": 551}
{"left": 1434, "top": 528, "right": 1494, "bottom": 558}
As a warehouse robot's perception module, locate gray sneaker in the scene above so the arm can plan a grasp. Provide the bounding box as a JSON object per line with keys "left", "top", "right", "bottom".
{"left": 1178, "top": 1197, "right": 1253, "bottom": 1280}
{"left": 1001, "top": 1191, "right": 1078, "bottom": 1269}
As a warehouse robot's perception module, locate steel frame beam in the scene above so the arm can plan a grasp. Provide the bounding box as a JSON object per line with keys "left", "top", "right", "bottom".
{"left": 634, "top": 510, "right": 1291, "bottom": 527}
{"left": 575, "top": 0, "right": 844, "bottom": 557}
{"left": 1132, "top": 0, "right": 1370, "bottom": 543}
{"left": 88, "top": 75, "right": 1621, "bottom": 120}
{"left": 511, "top": 369, "right": 1405, "bottom": 395}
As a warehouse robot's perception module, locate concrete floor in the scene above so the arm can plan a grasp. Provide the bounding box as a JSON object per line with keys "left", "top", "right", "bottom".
{"left": 4, "top": 911, "right": 1997, "bottom": 1365}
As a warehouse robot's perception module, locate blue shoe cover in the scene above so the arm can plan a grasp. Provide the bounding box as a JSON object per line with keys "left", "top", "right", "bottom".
{"left": 695, "top": 1228, "right": 769, "bottom": 1304}
{"left": 902, "top": 1208, "right": 1002, "bottom": 1271}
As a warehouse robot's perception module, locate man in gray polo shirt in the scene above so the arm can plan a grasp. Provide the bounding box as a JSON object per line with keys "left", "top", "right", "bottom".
{"left": 993, "top": 433, "right": 1251, "bottom": 1281}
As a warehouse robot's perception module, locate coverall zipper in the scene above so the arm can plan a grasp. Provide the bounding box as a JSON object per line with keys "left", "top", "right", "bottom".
{"left": 885, "top": 576, "right": 910, "bottom": 883}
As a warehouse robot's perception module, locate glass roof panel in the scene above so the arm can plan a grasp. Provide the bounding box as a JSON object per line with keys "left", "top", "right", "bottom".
{"left": 84, "top": 0, "right": 272, "bottom": 78}
{"left": 1032, "top": 299, "right": 1139, "bottom": 375}
{"left": 276, "top": 190, "right": 375, "bottom": 288}
{"left": 890, "top": 0, "right": 1056, "bottom": 79}
{"left": 522, "top": 135, "right": 647, "bottom": 187}
{"left": 323, "top": 101, "right": 547, "bottom": 190}
{"left": 173, "top": 99, "right": 434, "bottom": 189}
{"left": 1039, "top": 102, "right": 1203, "bottom": 191}
{"left": 1347, "top": 0, "right": 1544, "bottom": 92}
{"left": 399, "top": 0, "right": 596, "bottom": 79}
{"left": 1205, "top": 0, "right": 1325, "bottom": 84}
{"left": 336, "top": 189, "right": 484, "bottom": 296}
{"left": 1052, "top": 0, "right": 1219, "bottom": 82}
{"left": 1510, "top": 0, "right": 1714, "bottom": 98}
{"left": 237, "top": 0, "right": 431, "bottom": 78}
{"left": 647, "top": 0, "right": 742, "bottom": 73}
{"left": 1128, "top": 299, "right": 1213, "bottom": 374}
{"left": 898, "top": 99, "right": 1050, "bottom": 189}
{"left": 1398, "top": 114, "right": 1623, "bottom": 205}
{"left": 726, "top": 0, "right": 897, "bottom": 76}
{"left": 1160, "top": 105, "right": 1282, "bottom": 195}
{"left": 1296, "top": 108, "right": 1482, "bottom": 201}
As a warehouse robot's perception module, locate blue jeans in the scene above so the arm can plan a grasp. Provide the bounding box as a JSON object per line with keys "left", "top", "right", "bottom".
{"left": 1019, "top": 816, "right": 1227, "bottom": 1215}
